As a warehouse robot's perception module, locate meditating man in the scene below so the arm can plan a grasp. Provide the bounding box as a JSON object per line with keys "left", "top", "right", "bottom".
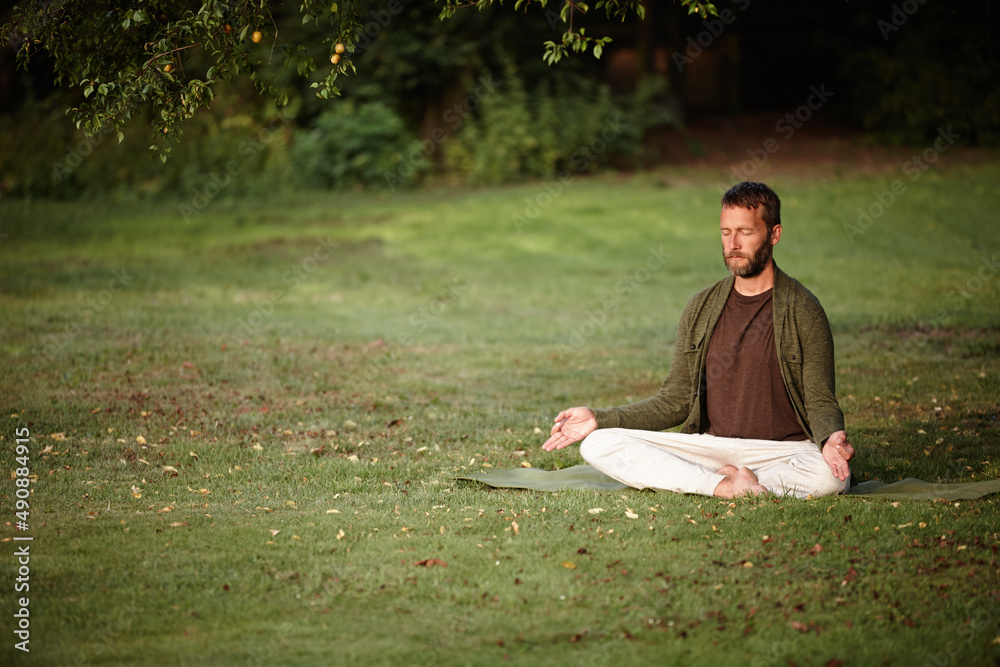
{"left": 541, "top": 181, "right": 854, "bottom": 499}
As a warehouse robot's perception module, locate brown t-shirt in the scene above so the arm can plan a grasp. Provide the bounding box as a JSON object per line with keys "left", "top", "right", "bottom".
{"left": 705, "top": 287, "right": 808, "bottom": 441}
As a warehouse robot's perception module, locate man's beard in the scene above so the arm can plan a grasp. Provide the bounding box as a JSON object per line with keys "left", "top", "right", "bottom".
{"left": 724, "top": 237, "right": 773, "bottom": 278}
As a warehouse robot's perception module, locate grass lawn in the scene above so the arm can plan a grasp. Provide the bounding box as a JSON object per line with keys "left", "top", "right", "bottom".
{"left": 1, "top": 159, "right": 999, "bottom": 666}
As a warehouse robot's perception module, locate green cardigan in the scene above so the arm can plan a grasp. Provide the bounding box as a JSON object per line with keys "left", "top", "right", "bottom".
{"left": 592, "top": 265, "right": 845, "bottom": 448}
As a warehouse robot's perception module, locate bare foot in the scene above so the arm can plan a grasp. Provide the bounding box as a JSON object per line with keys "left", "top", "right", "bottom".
{"left": 714, "top": 467, "right": 768, "bottom": 499}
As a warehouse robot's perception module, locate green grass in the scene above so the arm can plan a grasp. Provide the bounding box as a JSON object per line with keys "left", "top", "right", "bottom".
{"left": 1, "top": 161, "right": 1000, "bottom": 666}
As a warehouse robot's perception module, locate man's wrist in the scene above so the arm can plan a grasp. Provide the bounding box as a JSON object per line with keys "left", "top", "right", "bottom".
{"left": 820, "top": 429, "right": 847, "bottom": 447}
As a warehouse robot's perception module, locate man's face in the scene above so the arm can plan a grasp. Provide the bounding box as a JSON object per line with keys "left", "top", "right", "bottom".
{"left": 719, "top": 206, "right": 777, "bottom": 278}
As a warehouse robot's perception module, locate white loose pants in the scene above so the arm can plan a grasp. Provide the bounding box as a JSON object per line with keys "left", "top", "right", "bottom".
{"left": 579, "top": 428, "right": 849, "bottom": 499}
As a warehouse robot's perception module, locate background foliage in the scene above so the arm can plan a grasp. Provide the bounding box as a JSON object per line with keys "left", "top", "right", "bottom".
{"left": 837, "top": 2, "right": 1000, "bottom": 146}
{"left": 1, "top": 0, "right": 998, "bottom": 198}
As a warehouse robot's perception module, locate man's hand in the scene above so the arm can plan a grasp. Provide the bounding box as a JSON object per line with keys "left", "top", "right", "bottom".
{"left": 822, "top": 430, "right": 855, "bottom": 481}
{"left": 541, "top": 407, "right": 597, "bottom": 451}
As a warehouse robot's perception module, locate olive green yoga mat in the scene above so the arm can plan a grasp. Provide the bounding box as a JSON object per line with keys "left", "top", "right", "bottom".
{"left": 457, "top": 465, "right": 1000, "bottom": 500}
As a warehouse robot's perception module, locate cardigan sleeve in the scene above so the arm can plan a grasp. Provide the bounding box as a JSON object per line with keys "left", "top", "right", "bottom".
{"left": 799, "top": 308, "right": 845, "bottom": 445}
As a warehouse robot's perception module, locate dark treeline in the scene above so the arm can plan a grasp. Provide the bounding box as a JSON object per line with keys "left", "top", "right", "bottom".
{"left": 1, "top": 0, "right": 997, "bottom": 198}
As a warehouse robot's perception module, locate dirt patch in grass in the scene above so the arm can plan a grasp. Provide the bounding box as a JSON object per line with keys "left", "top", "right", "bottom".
{"left": 646, "top": 112, "right": 992, "bottom": 182}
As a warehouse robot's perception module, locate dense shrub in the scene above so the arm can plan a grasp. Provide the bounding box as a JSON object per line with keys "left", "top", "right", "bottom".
{"left": 839, "top": 3, "right": 1000, "bottom": 146}
{"left": 0, "top": 96, "right": 295, "bottom": 200}
{"left": 290, "top": 100, "right": 426, "bottom": 190}
{"left": 442, "top": 72, "right": 678, "bottom": 185}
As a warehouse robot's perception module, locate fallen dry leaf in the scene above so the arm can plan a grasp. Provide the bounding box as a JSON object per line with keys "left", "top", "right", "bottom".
{"left": 562, "top": 561, "right": 576, "bottom": 569}
{"left": 415, "top": 558, "right": 447, "bottom": 567}
{"left": 269, "top": 529, "right": 280, "bottom": 537}
{"left": 169, "top": 522, "right": 188, "bottom": 527}
{"left": 808, "top": 543, "right": 824, "bottom": 556}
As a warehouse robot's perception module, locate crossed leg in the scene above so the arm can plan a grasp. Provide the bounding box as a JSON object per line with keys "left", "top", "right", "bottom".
{"left": 579, "top": 428, "right": 847, "bottom": 499}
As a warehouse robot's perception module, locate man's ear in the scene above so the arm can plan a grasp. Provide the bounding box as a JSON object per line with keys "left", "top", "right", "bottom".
{"left": 770, "top": 224, "right": 782, "bottom": 246}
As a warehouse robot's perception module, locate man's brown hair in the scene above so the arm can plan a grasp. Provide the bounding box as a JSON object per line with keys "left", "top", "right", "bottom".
{"left": 721, "top": 181, "right": 781, "bottom": 236}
